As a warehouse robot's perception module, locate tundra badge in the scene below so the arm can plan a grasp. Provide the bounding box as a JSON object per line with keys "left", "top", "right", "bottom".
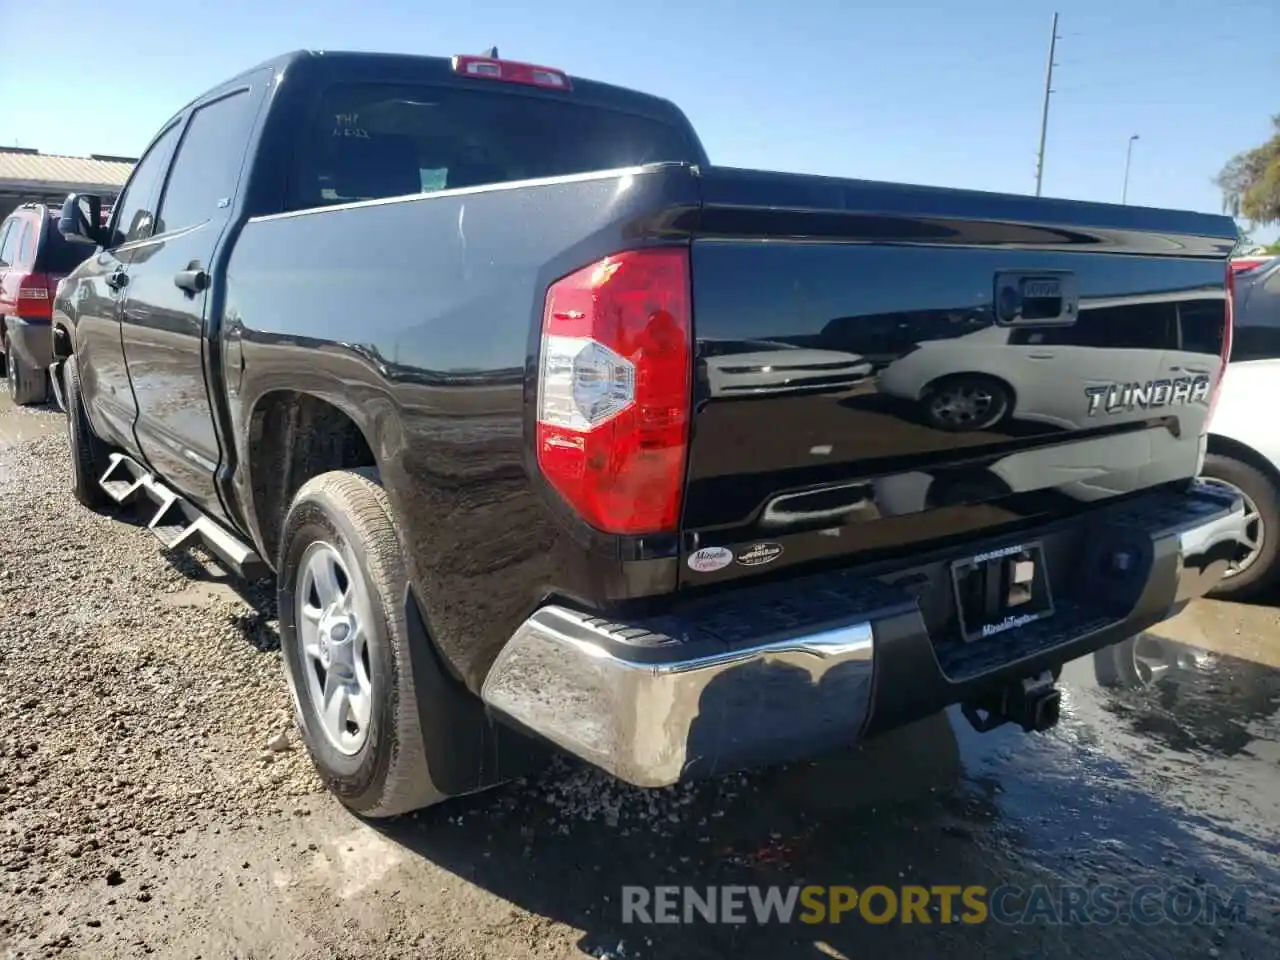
{"left": 1084, "top": 375, "right": 1211, "bottom": 416}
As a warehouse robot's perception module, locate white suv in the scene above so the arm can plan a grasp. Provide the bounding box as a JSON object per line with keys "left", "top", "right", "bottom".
{"left": 1203, "top": 256, "right": 1280, "bottom": 600}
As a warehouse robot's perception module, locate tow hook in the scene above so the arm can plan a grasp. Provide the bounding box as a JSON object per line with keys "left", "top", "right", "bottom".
{"left": 961, "top": 670, "right": 1061, "bottom": 734}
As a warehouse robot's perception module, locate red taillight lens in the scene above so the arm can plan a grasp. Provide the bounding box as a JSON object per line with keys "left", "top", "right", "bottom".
{"left": 536, "top": 248, "right": 692, "bottom": 535}
{"left": 1206, "top": 263, "right": 1234, "bottom": 427}
{"left": 15, "top": 272, "right": 52, "bottom": 319}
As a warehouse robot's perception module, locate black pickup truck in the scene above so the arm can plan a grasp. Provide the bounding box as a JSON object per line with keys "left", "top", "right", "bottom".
{"left": 51, "top": 49, "right": 1247, "bottom": 818}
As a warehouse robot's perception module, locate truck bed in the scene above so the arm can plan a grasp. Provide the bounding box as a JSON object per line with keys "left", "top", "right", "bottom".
{"left": 221, "top": 161, "right": 1235, "bottom": 688}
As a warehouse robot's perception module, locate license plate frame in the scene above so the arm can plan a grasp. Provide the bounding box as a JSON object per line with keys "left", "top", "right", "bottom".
{"left": 950, "top": 541, "right": 1055, "bottom": 643}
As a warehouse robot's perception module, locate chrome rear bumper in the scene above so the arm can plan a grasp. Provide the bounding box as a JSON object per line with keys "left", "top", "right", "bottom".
{"left": 481, "top": 480, "right": 1247, "bottom": 788}
{"left": 1170, "top": 478, "right": 1248, "bottom": 609}
{"left": 481, "top": 607, "right": 877, "bottom": 788}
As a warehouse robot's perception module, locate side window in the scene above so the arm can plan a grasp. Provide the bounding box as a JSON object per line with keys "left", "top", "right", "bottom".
{"left": 1264, "top": 265, "right": 1280, "bottom": 298}
{"left": 1178, "top": 300, "right": 1226, "bottom": 356}
{"left": 110, "top": 122, "right": 182, "bottom": 246}
{"left": 1230, "top": 265, "right": 1280, "bottom": 363}
{"left": 16, "top": 221, "right": 36, "bottom": 267}
{"left": 1010, "top": 302, "right": 1176, "bottom": 349}
{"left": 156, "top": 89, "right": 256, "bottom": 235}
{"left": 0, "top": 220, "right": 16, "bottom": 267}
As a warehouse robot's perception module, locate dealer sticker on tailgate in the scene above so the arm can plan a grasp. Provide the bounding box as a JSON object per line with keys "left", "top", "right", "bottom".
{"left": 736, "top": 542, "right": 784, "bottom": 567}
{"left": 687, "top": 546, "right": 733, "bottom": 573}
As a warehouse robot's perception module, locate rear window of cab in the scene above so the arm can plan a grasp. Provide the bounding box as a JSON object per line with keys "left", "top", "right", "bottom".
{"left": 289, "top": 82, "right": 696, "bottom": 210}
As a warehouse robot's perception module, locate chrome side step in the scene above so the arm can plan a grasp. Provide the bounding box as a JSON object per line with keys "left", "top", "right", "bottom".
{"left": 48, "top": 359, "right": 68, "bottom": 413}
{"left": 98, "top": 453, "right": 269, "bottom": 581}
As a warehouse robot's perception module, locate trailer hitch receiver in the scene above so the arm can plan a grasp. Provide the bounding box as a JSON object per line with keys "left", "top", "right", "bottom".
{"left": 961, "top": 670, "right": 1061, "bottom": 734}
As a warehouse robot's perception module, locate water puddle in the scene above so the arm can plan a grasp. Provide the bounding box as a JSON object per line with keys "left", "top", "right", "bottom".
{"left": 0, "top": 398, "right": 62, "bottom": 483}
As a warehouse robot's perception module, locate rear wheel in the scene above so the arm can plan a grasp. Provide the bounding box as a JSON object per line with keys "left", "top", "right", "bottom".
{"left": 64, "top": 355, "right": 112, "bottom": 509}
{"left": 278, "top": 468, "right": 447, "bottom": 817}
{"left": 1093, "top": 635, "right": 1199, "bottom": 689}
{"left": 923, "top": 374, "right": 1011, "bottom": 432}
{"left": 4, "top": 331, "right": 47, "bottom": 406}
{"left": 1201, "top": 453, "right": 1280, "bottom": 601}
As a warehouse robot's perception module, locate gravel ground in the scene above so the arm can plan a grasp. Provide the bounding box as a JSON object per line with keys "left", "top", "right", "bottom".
{"left": 2, "top": 397, "right": 1279, "bottom": 959}
{"left": 0, "top": 430, "right": 321, "bottom": 946}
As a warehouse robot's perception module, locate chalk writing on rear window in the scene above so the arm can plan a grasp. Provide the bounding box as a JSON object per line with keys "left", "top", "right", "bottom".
{"left": 333, "top": 113, "right": 370, "bottom": 139}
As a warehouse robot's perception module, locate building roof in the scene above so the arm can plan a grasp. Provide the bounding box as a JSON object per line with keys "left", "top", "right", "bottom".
{"left": 0, "top": 148, "right": 135, "bottom": 192}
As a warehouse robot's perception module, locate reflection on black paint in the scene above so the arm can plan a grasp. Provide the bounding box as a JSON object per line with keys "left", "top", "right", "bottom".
{"left": 819, "top": 307, "right": 993, "bottom": 364}
{"left": 684, "top": 238, "right": 1228, "bottom": 583}
{"left": 699, "top": 340, "right": 873, "bottom": 399}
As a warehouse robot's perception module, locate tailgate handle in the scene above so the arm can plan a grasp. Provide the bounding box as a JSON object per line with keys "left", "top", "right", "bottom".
{"left": 994, "top": 271, "right": 1079, "bottom": 327}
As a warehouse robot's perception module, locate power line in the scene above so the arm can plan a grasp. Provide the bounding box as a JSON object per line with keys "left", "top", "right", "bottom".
{"left": 1122, "top": 134, "right": 1139, "bottom": 205}
{"left": 1034, "top": 12, "right": 1061, "bottom": 198}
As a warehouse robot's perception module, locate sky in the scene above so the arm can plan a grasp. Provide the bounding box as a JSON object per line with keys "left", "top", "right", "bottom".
{"left": 2, "top": 0, "right": 1276, "bottom": 242}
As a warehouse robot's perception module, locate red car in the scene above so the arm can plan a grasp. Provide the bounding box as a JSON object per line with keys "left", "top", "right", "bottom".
{"left": 0, "top": 202, "right": 94, "bottom": 405}
{"left": 1230, "top": 254, "right": 1275, "bottom": 275}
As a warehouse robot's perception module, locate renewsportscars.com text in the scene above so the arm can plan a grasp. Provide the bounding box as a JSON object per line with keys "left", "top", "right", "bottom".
{"left": 621, "top": 883, "right": 1251, "bottom": 926}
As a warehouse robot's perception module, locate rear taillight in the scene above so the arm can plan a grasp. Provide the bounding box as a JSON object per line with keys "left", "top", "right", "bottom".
{"left": 1207, "top": 263, "right": 1235, "bottom": 427}
{"left": 536, "top": 248, "right": 692, "bottom": 535}
{"left": 15, "top": 272, "right": 52, "bottom": 319}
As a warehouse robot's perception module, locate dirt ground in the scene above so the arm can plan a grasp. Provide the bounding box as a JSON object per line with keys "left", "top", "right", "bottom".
{"left": 1, "top": 395, "right": 1278, "bottom": 959}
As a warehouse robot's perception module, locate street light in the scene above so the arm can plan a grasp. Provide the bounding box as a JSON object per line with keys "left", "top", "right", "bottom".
{"left": 1122, "top": 134, "right": 1139, "bottom": 205}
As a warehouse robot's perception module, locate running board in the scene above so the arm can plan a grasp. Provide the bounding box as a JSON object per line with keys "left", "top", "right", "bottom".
{"left": 98, "top": 453, "right": 269, "bottom": 581}
{"left": 48, "top": 359, "right": 67, "bottom": 413}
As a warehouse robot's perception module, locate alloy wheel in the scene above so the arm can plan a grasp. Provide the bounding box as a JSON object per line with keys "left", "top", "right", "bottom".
{"left": 295, "top": 541, "right": 375, "bottom": 755}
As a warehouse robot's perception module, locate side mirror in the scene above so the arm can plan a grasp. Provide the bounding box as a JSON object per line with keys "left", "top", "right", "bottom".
{"left": 59, "top": 193, "right": 106, "bottom": 247}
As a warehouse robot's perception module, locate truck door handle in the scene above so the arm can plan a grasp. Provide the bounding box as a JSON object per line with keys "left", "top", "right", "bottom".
{"left": 174, "top": 267, "right": 209, "bottom": 295}
{"left": 105, "top": 269, "right": 128, "bottom": 291}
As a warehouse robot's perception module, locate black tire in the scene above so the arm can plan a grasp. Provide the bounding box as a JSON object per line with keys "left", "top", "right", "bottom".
{"left": 4, "top": 331, "right": 48, "bottom": 406}
{"left": 64, "top": 355, "right": 112, "bottom": 510}
{"left": 278, "top": 468, "right": 444, "bottom": 817}
{"left": 1201, "top": 453, "right": 1280, "bottom": 601}
{"left": 923, "top": 374, "right": 1012, "bottom": 432}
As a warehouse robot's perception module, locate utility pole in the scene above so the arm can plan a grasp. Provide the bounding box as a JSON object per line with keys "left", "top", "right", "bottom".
{"left": 1034, "top": 12, "right": 1060, "bottom": 197}
{"left": 1121, "top": 134, "right": 1139, "bottom": 204}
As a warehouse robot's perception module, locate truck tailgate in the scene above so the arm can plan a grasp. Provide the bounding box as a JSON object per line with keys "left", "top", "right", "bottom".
{"left": 680, "top": 166, "right": 1237, "bottom": 585}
